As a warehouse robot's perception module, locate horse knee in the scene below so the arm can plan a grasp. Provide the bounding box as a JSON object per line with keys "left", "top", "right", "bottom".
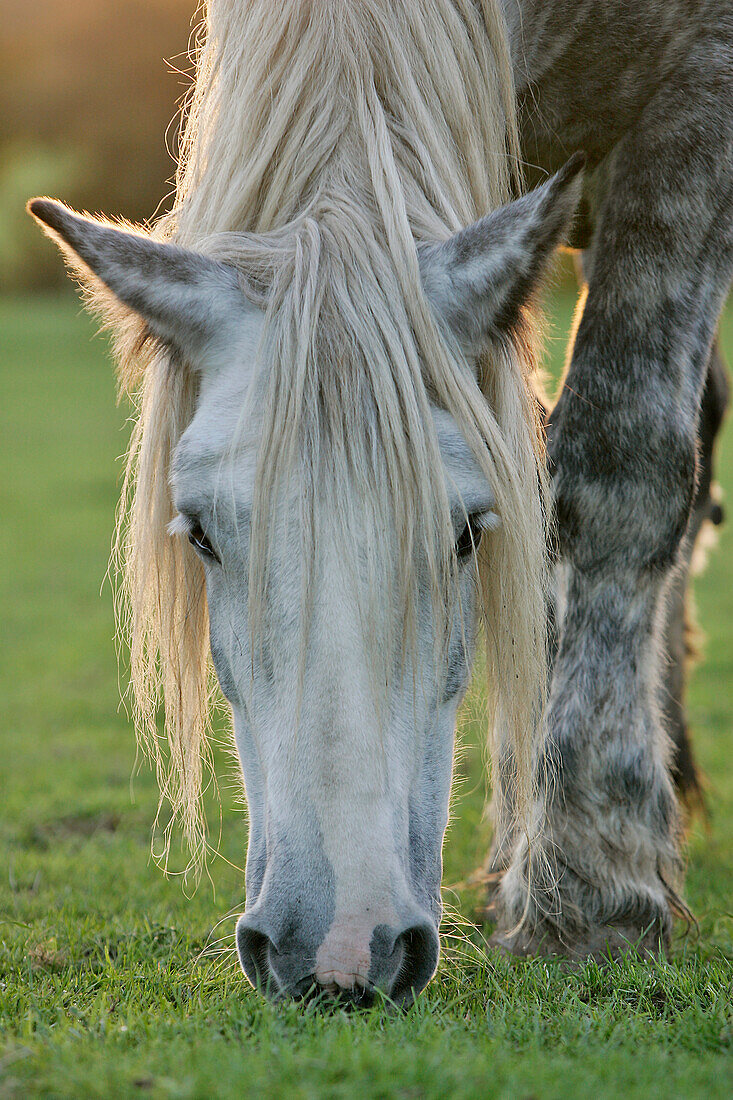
{"left": 549, "top": 416, "right": 698, "bottom": 575}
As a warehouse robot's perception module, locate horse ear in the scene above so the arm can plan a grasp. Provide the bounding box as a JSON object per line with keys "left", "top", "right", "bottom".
{"left": 419, "top": 153, "right": 585, "bottom": 356}
{"left": 27, "top": 198, "right": 251, "bottom": 367}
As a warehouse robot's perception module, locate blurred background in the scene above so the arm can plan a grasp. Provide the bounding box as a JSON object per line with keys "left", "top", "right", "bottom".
{"left": 0, "top": 0, "right": 194, "bottom": 292}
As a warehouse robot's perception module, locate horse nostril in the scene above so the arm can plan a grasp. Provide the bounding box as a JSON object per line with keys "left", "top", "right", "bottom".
{"left": 236, "top": 921, "right": 275, "bottom": 994}
{"left": 388, "top": 922, "right": 440, "bottom": 1006}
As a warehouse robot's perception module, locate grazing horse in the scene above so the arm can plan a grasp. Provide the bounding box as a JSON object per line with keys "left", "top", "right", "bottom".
{"left": 30, "top": 0, "right": 730, "bottom": 1003}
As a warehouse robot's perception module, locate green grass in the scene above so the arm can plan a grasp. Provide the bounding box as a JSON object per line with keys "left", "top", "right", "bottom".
{"left": 1, "top": 290, "right": 732, "bottom": 1099}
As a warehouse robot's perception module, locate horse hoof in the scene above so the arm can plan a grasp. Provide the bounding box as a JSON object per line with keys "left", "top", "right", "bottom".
{"left": 489, "top": 922, "right": 668, "bottom": 962}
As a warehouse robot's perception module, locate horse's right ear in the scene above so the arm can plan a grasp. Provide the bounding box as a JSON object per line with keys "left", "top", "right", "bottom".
{"left": 27, "top": 198, "right": 252, "bottom": 368}
{"left": 419, "top": 153, "right": 585, "bottom": 357}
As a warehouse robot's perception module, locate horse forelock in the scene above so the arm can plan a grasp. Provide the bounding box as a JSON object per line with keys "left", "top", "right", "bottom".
{"left": 108, "top": 0, "right": 548, "bottom": 879}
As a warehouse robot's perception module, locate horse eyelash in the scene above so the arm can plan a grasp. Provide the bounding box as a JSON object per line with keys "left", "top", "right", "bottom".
{"left": 167, "top": 513, "right": 191, "bottom": 537}
{"left": 167, "top": 513, "right": 220, "bottom": 562}
{"left": 456, "top": 509, "right": 500, "bottom": 559}
{"left": 474, "top": 510, "right": 501, "bottom": 534}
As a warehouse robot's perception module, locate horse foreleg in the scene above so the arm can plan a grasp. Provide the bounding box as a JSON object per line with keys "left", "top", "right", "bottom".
{"left": 493, "top": 54, "right": 733, "bottom": 957}
{"left": 661, "top": 341, "right": 728, "bottom": 811}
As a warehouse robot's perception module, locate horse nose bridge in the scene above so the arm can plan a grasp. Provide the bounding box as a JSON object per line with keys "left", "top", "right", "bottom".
{"left": 267, "top": 548, "right": 399, "bottom": 800}
{"left": 311, "top": 546, "right": 391, "bottom": 696}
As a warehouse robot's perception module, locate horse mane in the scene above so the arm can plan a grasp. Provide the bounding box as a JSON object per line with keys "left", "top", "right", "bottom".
{"left": 106, "top": 0, "right": 549, "bottom": 880}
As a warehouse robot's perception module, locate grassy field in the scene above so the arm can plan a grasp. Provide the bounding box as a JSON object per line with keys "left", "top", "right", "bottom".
{"left": 1, "top": 290, "right": 732, "bottom": 1099}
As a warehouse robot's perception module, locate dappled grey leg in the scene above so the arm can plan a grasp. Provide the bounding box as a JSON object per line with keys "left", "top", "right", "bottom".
{"left": 495, "top": 58, "right": 733, "bottom": 957}
{"left": 661, "top": 343, "right": 728, "bottom": 810}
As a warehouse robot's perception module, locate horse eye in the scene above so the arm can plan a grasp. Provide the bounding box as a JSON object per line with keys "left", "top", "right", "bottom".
{"left": 188, "top": 522, "right": 220, "bottom": 563}
{"left": 455, "top": 517, "right": 481, "bottom": 561}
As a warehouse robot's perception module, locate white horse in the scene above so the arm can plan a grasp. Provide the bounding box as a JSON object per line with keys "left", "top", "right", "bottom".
{"left": 30, "top": 0, "right": 583, "bottom": 1003}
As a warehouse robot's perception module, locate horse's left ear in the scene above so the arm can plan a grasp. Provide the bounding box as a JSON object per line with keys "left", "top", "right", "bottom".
{"left": 419, "top": 153, "right": 585, "bottom": 357}
{"left": 27, "top": 198, "right": 252, "bottom": 369}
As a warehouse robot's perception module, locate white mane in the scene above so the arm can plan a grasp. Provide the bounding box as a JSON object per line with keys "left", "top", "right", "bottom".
{"left": 108, "top": 0, "right": 549, "bottom": 878}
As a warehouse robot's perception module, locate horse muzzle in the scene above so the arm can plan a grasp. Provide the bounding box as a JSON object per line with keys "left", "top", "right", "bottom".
{"left": 236, "top": 906, "right": 440, "bottom": 1006}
